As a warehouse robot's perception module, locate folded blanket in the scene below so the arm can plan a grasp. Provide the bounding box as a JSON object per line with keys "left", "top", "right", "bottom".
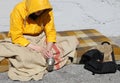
{"left": 57, "top": 29, "right": 120, "bottom": 63}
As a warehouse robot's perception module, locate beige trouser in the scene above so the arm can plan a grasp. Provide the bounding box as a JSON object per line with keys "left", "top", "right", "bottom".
{"left": 0, "top": 33, "right": 78, "bottom": 81}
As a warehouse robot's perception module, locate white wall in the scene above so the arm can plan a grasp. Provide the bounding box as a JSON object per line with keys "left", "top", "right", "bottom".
{"left": 0, "top": 0, "right": 20, "bottom": 31}
{"left": 0, "top": 0, "right": 120, "bottom": 36}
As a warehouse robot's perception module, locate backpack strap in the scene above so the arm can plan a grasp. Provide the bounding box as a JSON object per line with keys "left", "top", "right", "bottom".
{"left": 112, "top": 53, "right": 120, "bottom": 71}
{"left": 117, "top": 64, "right": 120, "bottom": 71}
{"left": 101, "top": 41, "right": 116, "bottom": 62}
{"left": 111, "top": 48, "right": 116, "bottom": 63}
{"left": 102, "top": 41, "right": 120, "bottom": 71}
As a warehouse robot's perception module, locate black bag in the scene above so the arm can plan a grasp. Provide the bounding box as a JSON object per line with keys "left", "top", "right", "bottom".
{"left": 79, "top": 49, "right": 103, "bottom": 64}
{"left": 80, "top": 41, "right": 120, "bottom": 75}
{"left": 84, "top": 53, "right": 117, "bottom": 75}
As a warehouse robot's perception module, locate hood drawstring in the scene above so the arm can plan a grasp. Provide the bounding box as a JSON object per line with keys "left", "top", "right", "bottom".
{"left": 24, "top": 16, "right": 27, "bottom": 27}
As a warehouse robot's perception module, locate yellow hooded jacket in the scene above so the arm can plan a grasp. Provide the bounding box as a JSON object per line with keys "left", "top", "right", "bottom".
{"left": 8, "top": 0, "right": 56, "bottom": 46}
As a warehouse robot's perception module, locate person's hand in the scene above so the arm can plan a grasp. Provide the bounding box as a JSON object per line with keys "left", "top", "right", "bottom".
{"left": 46, "top": 50, "right": 54, "bottom": 58}
{"left": 27, "top": 44, "right": 52, "bottom": 58}
{"left": 46, "top": 42, "right": 54, "bottom": 58}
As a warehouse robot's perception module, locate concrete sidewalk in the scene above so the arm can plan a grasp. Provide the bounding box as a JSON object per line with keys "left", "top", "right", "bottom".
{"left": 0, "top": 59, "right": 120, "bottom": 83}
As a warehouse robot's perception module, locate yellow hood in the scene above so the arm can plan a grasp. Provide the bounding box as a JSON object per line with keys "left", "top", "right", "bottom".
{"left": 9, "top": 0, "right": 56, "bottom": 46}
{"left": 25, "top": 0, "right": 52, "bottom": 16}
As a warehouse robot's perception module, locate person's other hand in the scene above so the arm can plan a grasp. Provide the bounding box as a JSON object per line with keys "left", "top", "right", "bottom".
{"left": 27, "top": 44, "right": 52, "bottom": 58}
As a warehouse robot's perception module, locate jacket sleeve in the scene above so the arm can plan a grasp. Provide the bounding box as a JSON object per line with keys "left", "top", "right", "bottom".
{"left": 43, "top": 10, "right": 56, "bottom": 43}
{"left": 9, "top": 7, "right": 30, "bottom": 46}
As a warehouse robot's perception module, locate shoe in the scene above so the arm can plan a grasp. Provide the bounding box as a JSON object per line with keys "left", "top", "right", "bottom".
{"left": 46, "top": 57, "right": 55, "bottom": 72}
